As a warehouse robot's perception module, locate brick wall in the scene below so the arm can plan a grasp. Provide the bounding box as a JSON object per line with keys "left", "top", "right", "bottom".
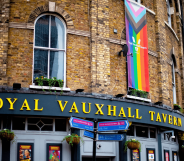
{"left": 0, "top": 0, "right": 184, "bottom": 108}
{"left": 7, "top": 28, "right": 33, "bottom": 87}
{"left": 0, "top": 0, "right": 10, "bottom": 86}
{"left": 66, "top": 34, "right": 91, "bottom": 92}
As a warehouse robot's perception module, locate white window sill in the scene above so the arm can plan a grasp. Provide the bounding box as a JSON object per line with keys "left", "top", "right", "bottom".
{"left": 126, "top": 95, "right": 151, "bottom": 102}
{"left": 29, "top": 85, "right": 70, "bottom": 91}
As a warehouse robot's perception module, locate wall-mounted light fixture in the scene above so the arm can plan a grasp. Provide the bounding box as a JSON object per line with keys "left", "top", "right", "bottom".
{"left": 118, "top": 44, "right": 133, "bottom": 57}
{"left": 13, "top": 83, "right": 21, "bottom": 90}
{"left": 115, "top": 94, "right": 125, "bottom": 98}
{"left": 114, "top": 29, "right": 117, "bottom": 34}
{"left": 76, "top": 89, "right": 84, "bottom": 93}
{"left": 154, "top": 101, "right": 163, "bottom": 106}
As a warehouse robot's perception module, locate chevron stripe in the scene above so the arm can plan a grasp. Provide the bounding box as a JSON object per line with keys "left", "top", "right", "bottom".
{"left": 125, "top": 11, "right": 147, "bottom": 34}
{"left": 125, "top": 0, "right": 146, "bottom": 23}
{"left": 125, "top": 0, "right": 150, "bottom": 92}
{"left": 126, "top": 0, "right": 144, "bottom": 17}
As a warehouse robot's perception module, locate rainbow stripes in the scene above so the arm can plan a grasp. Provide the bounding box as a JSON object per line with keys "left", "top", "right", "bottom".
{"left": 125, "top": 0, "right": 149, "bottom": 92}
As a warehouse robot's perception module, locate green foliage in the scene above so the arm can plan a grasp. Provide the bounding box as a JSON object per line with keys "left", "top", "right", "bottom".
{"left": 124, "top": 139, "right": 141, "bottom": 152}
{"left": 35, "top": 76, "right": 63, "bottom": 94}
{"left": 174, "top": 104, "right": 183, "bottom": 113}
{"left": 129, "top": 89, "right": 148, "bottom": 98}
{"left": 138, "top": 90, "right": 147, "bottom": 98}
{"left": 182, "top": 145, "right": 184, "bottom": 148}
{"left": 0, "top": 129, "right": 14, "bottom": 134}
{"left": 62, "top": 133, "right": 84, "bottom": 146}
{"left": 130, "top": 88, "right": 138, "bottom": 96}
{"left": 0, "top": 129, "right": 16, "bottom": 142}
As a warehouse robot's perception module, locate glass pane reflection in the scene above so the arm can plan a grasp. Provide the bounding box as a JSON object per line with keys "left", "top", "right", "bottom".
{"left": 136, "top": 126, "right": 148, "bottom": 137}
{"left": 35, "top": 15, "right": 49, "bottom": 47}
{"left": 51, "top": 16, "right": 65, "bottom": 49}
{"left": 34, "top": 49, "right": 48, "bottom": 80}
{"left": 50, "top": 51, "right": 64, "bottom": 80}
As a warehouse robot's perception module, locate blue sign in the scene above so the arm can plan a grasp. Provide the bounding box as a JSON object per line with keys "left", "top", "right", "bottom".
{"left": 84, "top": 130, "right": 94, "bottom": 139}
{"left": 98, "top": 134, "right": 124, "bottom": 141}
{"left": 69, "top": 117, "right": 94, "bottom": 131}
{"left": 98, "top": 120, "right": 129, "bottom": 131}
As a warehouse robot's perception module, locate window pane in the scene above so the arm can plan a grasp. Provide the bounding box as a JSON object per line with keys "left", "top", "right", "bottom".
{"left": 28, "top": 118, "right": 40, "bottom": 124}
{"left": 41, "top": 125, "right": 53, "bottom": 131}
{"left": 136, "top": 126, "right": 148, "bottom": 137}
{"left": 28, "top": 125, "right": 39, "bottom": 131}
{"left": 12, "top": 117, "right": 25, "bottom": 130}
{"left": 35, "top": 15, "right": 49, "bottom": 47}
{"left": 127, "top": 125, "right": 134, "bottom": 136}
{"left": 150, "top": 128, "right": 156, "bottom": 138}
{"left": 55, "top": 119, "right": 66, "bottom": 131}
{"left": 50, "top": 51, "right": 64, "bottom": 80}
{"left": 41, "top": 118, "right": 53, "bottom": 124}
{"left": 34, "top": 49, "right": 48, "bottom": 80}
{"left": 51, "top": 16, "right": 65, "bottom": 49}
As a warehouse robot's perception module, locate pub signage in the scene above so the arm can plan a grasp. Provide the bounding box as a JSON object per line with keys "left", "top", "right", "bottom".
{"left": 0, "top": 93, "right": 183, "bottom": 131}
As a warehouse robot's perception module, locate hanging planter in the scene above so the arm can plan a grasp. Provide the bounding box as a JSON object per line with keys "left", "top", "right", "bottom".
{"left": 0, "top": 129, "right": 15, "bottom": 141}
{"left": 127, "top": 142, "right": 140, "bottom": 150}
{"left": 124, "top": 139, "right": 141, "bottom": 151}
{"left": 62, "top": 133, "right": 84, "bottom": 146}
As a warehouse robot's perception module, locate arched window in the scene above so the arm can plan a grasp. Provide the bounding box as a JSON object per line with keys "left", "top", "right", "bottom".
{"left": 33, "top": 14, "right": 66, "bottom": 85}
{"left": 166, "top": 0, "right": 174, "bottom": 28}
{"left": 167, "top": 0, "right": 172, "bottom": 26}
{"left": 171, "top": 55, "right": 176, "bottom": 104}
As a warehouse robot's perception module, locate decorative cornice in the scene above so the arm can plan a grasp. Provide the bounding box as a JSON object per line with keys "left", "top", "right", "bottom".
{"left": 9, "top": 22, "right": 34, "bottom": 29}
{"left": 148, "top": 50, "right": 158, "bottom": 57}
{"left": 67, "top": 29, "right": 90, "bottom": 37}
{"left": 8, "top": 24, "right": 166, "bottom": 59}
{"left": 164, "top": 21, "right": 179, "bottom": 41}
{"left": 175, "top": 68, "right": 181, "bottom": 76}
{"left": 109, "top": 38, "right": 126, "bottom": 45}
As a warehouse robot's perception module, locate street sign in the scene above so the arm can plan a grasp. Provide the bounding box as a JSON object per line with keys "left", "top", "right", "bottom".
{"left": 84, "top": 130, "right": 94, "bottom": 139}
{"left": 98, "top": 120, "right": 129, "bottom": 131}
{"left": 98, "top": 134, "right": 124, "bottom": 141}
{"left": 69, "top": 117, "right": 94, "bottom": 131}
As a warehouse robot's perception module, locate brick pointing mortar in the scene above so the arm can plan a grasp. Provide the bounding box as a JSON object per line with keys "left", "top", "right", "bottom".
{"left": 0, "top": 0, "right": 10, "bottom": 86}
{"left": 0, "top": 0, "right": 183, "bottom": 109}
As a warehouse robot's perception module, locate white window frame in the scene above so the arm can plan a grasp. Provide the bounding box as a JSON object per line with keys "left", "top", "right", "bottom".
{"left": 176, "top": 0, "right": 181, "bottom": 16}
{"left": 172, "top": 60, "right": 177, "bottom": 104}
{"left": 11, "top": 116, "right": 68, "bottom": 134}
{"left": 32, "top": 13, "right": 67, "bottom": 88}
{"left": 167, "top": 0, "right": 172, "bottom": 26}
{"left": 127, "top": 124, "right": 157, "bottom": 139}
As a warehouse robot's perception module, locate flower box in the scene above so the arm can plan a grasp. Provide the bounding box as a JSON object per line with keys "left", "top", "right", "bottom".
{"left": 34, "top": 77, "right": 63, "bottom": 87}
{"left": 128, "top": 89, "right": 148, "bottom": 98}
